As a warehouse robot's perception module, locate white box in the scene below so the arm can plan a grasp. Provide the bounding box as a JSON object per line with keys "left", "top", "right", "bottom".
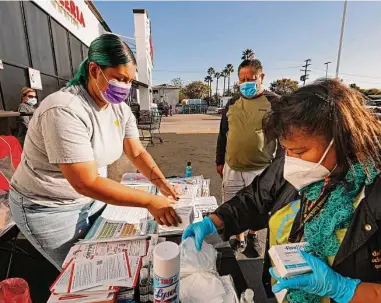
{"left": 269, "top": 243, "right": 312, "bottom": 303}
{"left": 268, "top": 242, "right": 311, "bottom": 278}
{"left": 175, "top": 206, "right": 194, "bottom": 229}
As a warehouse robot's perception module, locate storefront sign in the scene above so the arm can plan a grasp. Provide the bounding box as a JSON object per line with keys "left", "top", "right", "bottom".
{"left": 52, "top": 0, "right": 86, "bottom": 27}
{"left": 28, "top": 68, "right": 42, "bottom": 90}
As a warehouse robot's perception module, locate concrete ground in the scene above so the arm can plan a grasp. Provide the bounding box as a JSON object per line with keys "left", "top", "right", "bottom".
{"left": 108, "top": 114, "right": 275, "bottom": 302}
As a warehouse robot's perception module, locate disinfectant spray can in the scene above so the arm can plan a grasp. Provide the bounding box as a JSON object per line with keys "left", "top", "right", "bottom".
{"left": 153, "top": 241, "right": 180, "bottom": 303}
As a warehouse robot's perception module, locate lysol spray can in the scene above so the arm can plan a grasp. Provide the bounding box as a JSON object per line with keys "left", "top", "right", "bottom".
{"left": 153, "top": 241, "right": 180, "bottom": 303}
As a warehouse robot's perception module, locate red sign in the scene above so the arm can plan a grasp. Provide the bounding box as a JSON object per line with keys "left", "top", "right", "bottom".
{"left": 57, "top": 0, "right": 86, "bottom": 27}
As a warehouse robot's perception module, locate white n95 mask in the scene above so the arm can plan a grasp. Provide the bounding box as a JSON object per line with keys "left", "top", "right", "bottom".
{"left": 283, "top": 140, "right": 334, "bottom": 190}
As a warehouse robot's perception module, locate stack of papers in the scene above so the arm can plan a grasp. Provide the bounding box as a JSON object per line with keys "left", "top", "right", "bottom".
{"left": 49, "top": 253, "right": 130, "bottom": 302}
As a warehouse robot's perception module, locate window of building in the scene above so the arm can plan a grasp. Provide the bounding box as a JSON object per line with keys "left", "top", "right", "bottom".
{"left": 23, "top": 1, "right": 55, "bottom": 75}
{"left": 0, "top": 64, "right": 28, "bottom": 129}
{"left": 70, "top": 34, "right": 83, "bottom": 75}
{"left": 82, "top": 45, "right": 89, "bottom": 61}
{"left": 0, "top": 1, "right": 29, "bottom": 66}
{"left": 39, "top": 74, "right": 58, "bottom": 101}
{"left": 51, "top": 20, "right": 72, "bottom": 79}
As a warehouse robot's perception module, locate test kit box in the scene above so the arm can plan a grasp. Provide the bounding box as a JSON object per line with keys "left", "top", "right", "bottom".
{"left": 174, "top": 206, "right": 194, "bottom": 229}
{"left": 269, "top": 242, "right": 312, "bottom": 303}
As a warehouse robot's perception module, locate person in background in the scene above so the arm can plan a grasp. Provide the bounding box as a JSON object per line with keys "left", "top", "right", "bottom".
{"left": 215, "top": 59, "right": 279, "bottom": 257}
{"left": 17, "top": 87, "right": 37, "bottom": 146}
{"left": 9, "top": 34, "right": 181, "bottom": 270}
{"left": 184, "top": 79, "right": 381, "bottom": 303}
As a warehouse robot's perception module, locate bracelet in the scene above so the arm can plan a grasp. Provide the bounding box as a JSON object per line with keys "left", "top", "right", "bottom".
{"left": 149, "top": 166, "right": 166, "bottom": 182}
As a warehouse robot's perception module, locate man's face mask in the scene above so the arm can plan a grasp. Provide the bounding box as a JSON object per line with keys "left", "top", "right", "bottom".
{"left": 95, "top": 68, "right": 131, "bottom": 104}
{"left": 240, "top": 82, "right": 258, "bottom": 99}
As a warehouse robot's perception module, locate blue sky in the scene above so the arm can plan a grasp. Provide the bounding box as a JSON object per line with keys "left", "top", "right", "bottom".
{"left": 95, "top": 1, "right": 381, "bottom": 91}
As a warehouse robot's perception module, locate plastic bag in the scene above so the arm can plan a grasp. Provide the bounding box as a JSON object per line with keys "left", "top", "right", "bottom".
{"left": 0, "top": 278, "right": 32, "bottom": 303}
{"left": 179, "top": 238, "right": 225, "bottom": 303}
{"left": 180, "top": 237, "right": 217, "bottom": 276}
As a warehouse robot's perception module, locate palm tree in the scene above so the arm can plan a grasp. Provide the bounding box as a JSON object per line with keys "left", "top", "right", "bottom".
{"left": 222, "top": 68, "right": 228, "bottom": 96}
{"left": 207, "top": 67, "right": 215, "bottom": 77}
{"left": 225, "top": 64, "right": 234, "bottom": 96}
{"left": 241, "top": 49, "right": 255, "bottom": 60}
{"left": 214, "top": 72, "right": 221, "bottom": 101}
{"left": 204, "top": 75, "right": 213, "bottom": 98}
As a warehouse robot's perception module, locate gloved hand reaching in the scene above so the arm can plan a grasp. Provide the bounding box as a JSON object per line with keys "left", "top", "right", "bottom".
{"left": 181, "top": 217, "right": 217, "bottom": 250}
{"left": 270, "top": 250, "right": 361, "bottom": 303}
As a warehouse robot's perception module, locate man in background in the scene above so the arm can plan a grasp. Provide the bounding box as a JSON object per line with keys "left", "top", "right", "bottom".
{"left": 17, "top": 87, "right": 37, "bottom": 147}
{"left": 216, "top": 58, "right": 279, "bottom": 257}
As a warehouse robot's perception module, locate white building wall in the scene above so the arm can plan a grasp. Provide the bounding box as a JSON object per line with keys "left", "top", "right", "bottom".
{"left": 134, "top": 9, "right": 153, "bottom": 110}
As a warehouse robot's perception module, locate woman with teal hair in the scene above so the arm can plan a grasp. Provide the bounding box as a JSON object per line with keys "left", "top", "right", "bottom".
{"left": 183, "top": 79, "right": 381, "bottom": 302}
{"left": 9, "top": 34, "right": 181, "bottom": 270}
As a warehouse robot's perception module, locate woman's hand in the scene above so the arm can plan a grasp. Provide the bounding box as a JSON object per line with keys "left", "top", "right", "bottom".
{"left": 157, "top": 180, "right": 178, "bottom": 200}
{"left": 270, "top": 250, "right": 361, "bottom": 303}
{"left": 147, "top": 195, "right": 182, "bottom": 227}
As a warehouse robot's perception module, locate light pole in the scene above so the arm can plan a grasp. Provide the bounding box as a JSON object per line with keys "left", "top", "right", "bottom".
{"left": 324, "top": 62, "right": 332, "bottom": 79}
{"left": 335, "top": 0, "right": 348, "bottom": 79}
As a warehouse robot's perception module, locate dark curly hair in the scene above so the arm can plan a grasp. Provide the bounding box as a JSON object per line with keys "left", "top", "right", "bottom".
{"left": 263, "top": 78, "right": 381, "bottom": 173}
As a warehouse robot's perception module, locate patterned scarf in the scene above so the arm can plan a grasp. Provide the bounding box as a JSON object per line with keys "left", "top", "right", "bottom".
{"left": 287, "top": 163, "right": 379, "bottom": 303}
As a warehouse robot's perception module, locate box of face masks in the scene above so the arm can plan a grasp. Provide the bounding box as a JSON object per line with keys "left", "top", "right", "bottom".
{"left": 269, "top": 242, "right": 312, "bottom": 303}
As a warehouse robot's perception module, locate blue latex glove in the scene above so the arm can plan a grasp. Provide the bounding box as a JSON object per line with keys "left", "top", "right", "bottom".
{"left": 270, "top": 250, "right": 361, "bottom": 303}
{"left": 181, "top": 217, "right": 217, "bottom": 250}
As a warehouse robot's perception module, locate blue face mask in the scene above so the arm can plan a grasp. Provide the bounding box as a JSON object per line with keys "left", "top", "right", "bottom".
{"left": 240, "top": 82, "right": 257, "bottom": 99}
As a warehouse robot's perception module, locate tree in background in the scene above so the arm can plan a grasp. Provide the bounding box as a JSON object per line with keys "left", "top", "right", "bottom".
{"left": 222, "top": 68, "right": 228, "bottom": 96}
{"left": 225, "top": 64, "right": 234, "bottom": 96}
{"left": 171, "top": 77, "right": 183, "bottom": 88}
{"left": 214, "top": 72, "right": 222, "bottom": 101}
{"left": 230, "top": 82, "right": 241, "bottom": 99}
{"left": 241, "top": 49, "right": 255, "bottom": 60}
{"left": 363, "top": 88, "right": 381, "bottom": 96}
{"left": 349, "top": 83, "right": 381, "bottom": 96}
{"left": 182, "top": 81, "right": 209, "bottom": 99}
{"left": 207, "top": 67, "right": 215, "bottom": 99}
{"left": 204, "top": 76, "right": 213, "bottom": 98}
{"left": 269, "top": 78, "right": 299, "bottom": 96}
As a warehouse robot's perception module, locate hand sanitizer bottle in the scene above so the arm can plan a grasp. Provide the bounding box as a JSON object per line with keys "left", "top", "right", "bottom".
{"left": 185, "top": 162, "right": 192, "bottom": 178}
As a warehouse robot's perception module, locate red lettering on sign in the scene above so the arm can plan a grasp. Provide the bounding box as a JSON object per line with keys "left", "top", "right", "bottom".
{"left": 64, "top": 0, "right": 70, "bottom": 11}
{"left": 79, "top": 11, "right": 85, "bottom": 27}
{"left": 75, "top": 6, "right": 79, "bottom": 20}
{"left": 69, "top": 1, "right": 76, "bottom": 18}
{"left": 55, "top": 0, "right": 86, "bottom": 27}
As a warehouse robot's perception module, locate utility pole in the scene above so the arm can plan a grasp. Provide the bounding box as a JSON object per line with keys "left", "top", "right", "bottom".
{"left": 335, "top": 0, "right": 348, "bottom": 78}
{"left": 300, "top": 59, "right": 311, "bottom": 86}
{"left": 324, "top": 61, "right": 332, "bottom": 79}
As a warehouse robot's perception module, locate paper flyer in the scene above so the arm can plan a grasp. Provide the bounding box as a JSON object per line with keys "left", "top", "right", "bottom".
{"left": 193, "top": 197, "right": 218, "bottom": 223}
{"left": 81, "top": 217, "right": 152, "bottom": 244}
{"left": 159, "top": 183, "right": 198, "bottom": 200}
{"left": 67, "top": 253, "right": 130, "bottom": 293}
{"left": 63, "top": 240, "right": 148, "bottom": 269}
{"left": 101, "top": 204, "right": 150, "bottom": 223}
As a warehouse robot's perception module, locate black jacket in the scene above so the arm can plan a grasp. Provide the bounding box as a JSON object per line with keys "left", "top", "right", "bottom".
{"left": 215, "top": 91, "right": 282, "bottom": 166}
{"left": 214, "top": 155, "right": 381, "bottom": 300}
